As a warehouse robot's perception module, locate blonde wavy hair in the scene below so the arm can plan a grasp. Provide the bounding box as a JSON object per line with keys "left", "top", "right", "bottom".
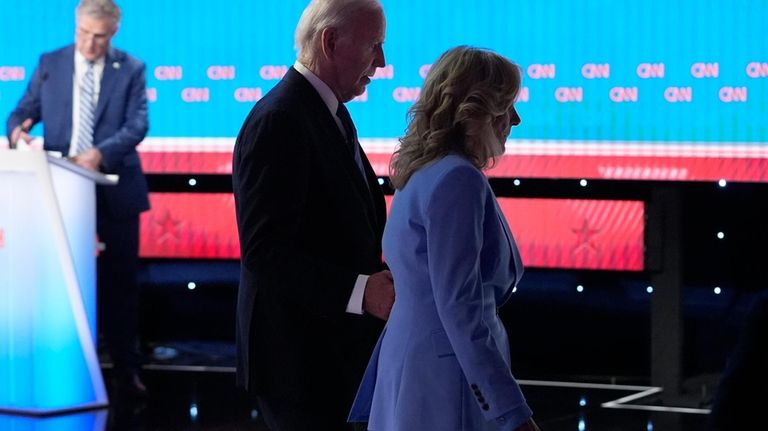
{"left": 389, "top": 46, "right": 521, "bottom": 189}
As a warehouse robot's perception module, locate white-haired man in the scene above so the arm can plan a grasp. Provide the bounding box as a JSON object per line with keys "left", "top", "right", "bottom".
{"left": 232, "top": 0, "right": 393, "bottom": 429}
{"left": 6, "top": 0, "right": 149, "bottom": 398}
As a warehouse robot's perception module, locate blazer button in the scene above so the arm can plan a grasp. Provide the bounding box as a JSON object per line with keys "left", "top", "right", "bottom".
{"left": 471, "top": 383, "right": 478, "bottom": 390}
{"left": 497, "top": 417, "right": 506, "bottom": 424}
{"left": 478, "top": 396, "right": 486, "bottom": 403}
{"left": 482, "top": 403, "right": 490, "bottom": 411}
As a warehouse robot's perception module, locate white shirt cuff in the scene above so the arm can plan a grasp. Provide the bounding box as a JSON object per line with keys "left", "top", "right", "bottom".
{"left": 346, "top": 274, "right": 368, "bottom": 315}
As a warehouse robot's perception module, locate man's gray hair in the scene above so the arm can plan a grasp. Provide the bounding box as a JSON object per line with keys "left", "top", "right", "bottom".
{"left": 294, "top": 0, "right": 382, "bottom": 62}
{"left": 76, "top": 0, "right": 122, "bottom": 26}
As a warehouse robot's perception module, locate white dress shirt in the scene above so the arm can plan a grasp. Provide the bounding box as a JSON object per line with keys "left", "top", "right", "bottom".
{"left": 69, "top": 51, "right": 105, "bottom": 156}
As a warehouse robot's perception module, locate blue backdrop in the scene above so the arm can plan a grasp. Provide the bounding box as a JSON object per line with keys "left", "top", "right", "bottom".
{"left": 1, "top": 1, "right": 765, "bottom": 144}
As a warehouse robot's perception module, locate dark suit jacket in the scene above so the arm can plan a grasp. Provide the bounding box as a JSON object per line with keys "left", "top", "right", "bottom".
{"left": 232, "top": 67, "right": 387, "bottom": 405}
{"left": 6, "top": 44, "right": 150, "bottom": 218}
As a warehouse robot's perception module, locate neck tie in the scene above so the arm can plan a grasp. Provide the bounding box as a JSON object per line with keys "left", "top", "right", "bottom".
{"left": 336, "top": 103, "right": 367, "bottom": 181}
{"left": 76, "top": 62, "right": 95, "bottom": 155}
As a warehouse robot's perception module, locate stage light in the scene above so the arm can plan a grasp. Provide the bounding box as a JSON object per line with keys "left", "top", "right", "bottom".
{"left": 188, "top": 178, "right": 197, "bottom": 186}
{"left": 576, "top": 284, "right": 584, "bottom": 293}
{"left": 187, "top": 282, "right": 197, "bottom": 290}
{"left": 646, "top": 286, "right": 654, "bottom": 294}
{"left": 579, "top": 179, "right": 588, "bottom": 187}
{"left": 513, "top": 179, "right": 521, "bottom": 186}
{"left": 716, "top": 231, "right": 725, "bottom": 239}
{"left": 579, "top": 396, "right": 587, "bottom": 407}
{"left": 718, "top": 179, "right": 727, "bottom": 187}
{"left": 378, "top": 178, "right": 385, "bottom": 185}
{"left": 714, "top": 286, "right": 722, "bottom": 295}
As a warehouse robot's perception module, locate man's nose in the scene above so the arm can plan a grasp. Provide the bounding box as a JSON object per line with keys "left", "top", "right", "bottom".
{"left": 374, "top": 46, "right": 385, "bottom": 68}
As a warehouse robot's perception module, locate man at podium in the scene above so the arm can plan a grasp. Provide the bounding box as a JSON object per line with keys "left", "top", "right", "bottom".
{"left": 5, "top": 0, "right": 150, "bottom": 397}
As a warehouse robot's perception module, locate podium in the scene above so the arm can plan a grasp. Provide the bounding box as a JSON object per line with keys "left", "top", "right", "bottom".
{"left": 0, "top": 151, "right": 116, "bottom": 415}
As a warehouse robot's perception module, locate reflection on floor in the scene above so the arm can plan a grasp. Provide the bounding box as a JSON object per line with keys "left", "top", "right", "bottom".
{"left": 0, "top": 361, "right": 710, "bottom": 431}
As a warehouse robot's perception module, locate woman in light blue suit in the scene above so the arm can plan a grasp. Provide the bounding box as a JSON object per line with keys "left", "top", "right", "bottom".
{"left": 349, "top": 46, "right": 540, "bottom": 431}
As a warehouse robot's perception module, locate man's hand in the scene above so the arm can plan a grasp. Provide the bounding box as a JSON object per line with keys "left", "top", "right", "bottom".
{"left": 10, "top": 119, "right": 34, "bottom": 147}
{"left": 71, "top": 147, "right": 103, "bottom": 171}
{"left": 363, "top": 270, "right": 394, "bottom": 320}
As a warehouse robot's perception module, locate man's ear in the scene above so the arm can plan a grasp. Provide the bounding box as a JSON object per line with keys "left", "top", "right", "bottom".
{"left": 320, "top": 27, "right": 338, "bottom": 59}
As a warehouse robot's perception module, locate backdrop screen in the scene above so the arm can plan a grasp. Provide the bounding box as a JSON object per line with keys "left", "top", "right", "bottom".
{"left": 1, "top": 0, "right": 766, "bottom": 181}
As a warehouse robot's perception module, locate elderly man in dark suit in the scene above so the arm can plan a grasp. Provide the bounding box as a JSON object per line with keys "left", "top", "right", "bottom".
{"left": 6, "top": 0, "right": 149, "bottom": 397}
{"left": 232, "top": 0, "right": 394, "bottom": 429}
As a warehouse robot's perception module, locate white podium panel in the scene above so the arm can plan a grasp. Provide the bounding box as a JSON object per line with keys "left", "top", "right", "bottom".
{"left": 0, "top": 151, "right": 115, "bottom": 415}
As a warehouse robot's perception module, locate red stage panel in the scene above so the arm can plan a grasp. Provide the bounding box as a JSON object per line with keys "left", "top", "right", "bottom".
{"left": 140, "top": 193, "right": 644, "bottom": 269}
{"left": 140, "top": 193, "right": 239, "bottom": 259}
{"left": 142, "top": 193, "right": 643, "bottom": 270}
{"left": 496, "top": 198, "right": 644, "bottom": 271}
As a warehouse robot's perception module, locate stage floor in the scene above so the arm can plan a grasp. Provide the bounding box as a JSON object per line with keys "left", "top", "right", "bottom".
{"left": 0, "top": 360, "right": 710, "bottom": 431}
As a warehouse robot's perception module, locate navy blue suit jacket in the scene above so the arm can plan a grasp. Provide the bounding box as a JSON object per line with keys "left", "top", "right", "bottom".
{"left": 6, "top": 44, "right": 149, "bottom": 217}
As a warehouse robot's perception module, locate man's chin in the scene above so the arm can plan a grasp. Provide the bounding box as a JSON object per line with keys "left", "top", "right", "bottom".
{"left": 347, "top": 86, "right": 367, "bottom": 101}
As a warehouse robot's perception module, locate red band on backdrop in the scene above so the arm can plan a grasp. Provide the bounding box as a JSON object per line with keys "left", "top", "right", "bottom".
{"left": 141, "top": 193, "right": 644, "bottom": 271}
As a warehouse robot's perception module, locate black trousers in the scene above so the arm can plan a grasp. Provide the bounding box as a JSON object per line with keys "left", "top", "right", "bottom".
{"left": 97, "top": 212, "right": 142, "bottom": 377}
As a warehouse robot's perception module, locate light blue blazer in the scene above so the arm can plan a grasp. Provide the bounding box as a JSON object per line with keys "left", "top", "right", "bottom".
{"left": 350, "top": 154, "right": 533, "bottom": 430}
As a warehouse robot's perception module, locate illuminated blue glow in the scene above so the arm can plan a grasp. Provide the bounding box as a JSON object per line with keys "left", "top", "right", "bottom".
{"left": 1, "top": 156, "right": 106, "bottom": 414}
{"left": 0, "top": 409, "right": 107, "bottom": 431}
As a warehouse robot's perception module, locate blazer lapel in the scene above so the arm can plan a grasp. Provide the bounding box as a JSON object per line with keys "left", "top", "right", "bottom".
{"left": 494, "top": 198, "right": 524, "bottom": 287}
{"left": 285, "top": 69, "right": 381, "bottom": 229}
{"left": 360, "top": 149, "right": 386, "bottom": 231}
{"left": 58, "top": 48, "right": 75, "bottom": 149}
{"left": 94, "top": 49, "right": 120, "bottom": 124}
